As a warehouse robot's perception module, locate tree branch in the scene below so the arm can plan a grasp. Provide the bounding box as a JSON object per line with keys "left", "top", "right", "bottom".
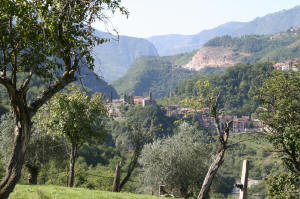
{"left": 28, "top": 70, "right": 76, "bottom": 117}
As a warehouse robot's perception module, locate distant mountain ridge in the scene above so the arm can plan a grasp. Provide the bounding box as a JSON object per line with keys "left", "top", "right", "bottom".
{"left": 93, "top": 30, "right": 158, "bottom": 82}
{"left": 148, "top": 5, "right": 300, "bottom": 56}
{"left": 148, "top": 22, "right": 245, "bottom": 56}
{"left": 232, "top": 5, "right": 300, "bottom": 36}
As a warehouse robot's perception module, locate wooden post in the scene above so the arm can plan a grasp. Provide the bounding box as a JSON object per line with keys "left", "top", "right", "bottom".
{"left": 112, "top": 162, "right": 122, "bottom": 192}
{"left": 239, "top": 160, "right": 249, "bottom": 199}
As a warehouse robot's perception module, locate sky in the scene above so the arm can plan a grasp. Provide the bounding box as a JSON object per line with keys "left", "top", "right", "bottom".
{"left": 93, "top": 0, "right": 300, "bottom": 38}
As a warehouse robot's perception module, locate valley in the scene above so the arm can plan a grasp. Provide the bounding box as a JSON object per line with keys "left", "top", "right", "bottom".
{"left": 0, "top": 2, "right": 299, "bottom": 199}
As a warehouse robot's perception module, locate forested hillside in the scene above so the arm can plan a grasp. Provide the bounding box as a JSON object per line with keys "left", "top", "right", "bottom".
{"left": 165, "top": 62, "right": 274, "bottom": 116}
{"left": 111, "top": 51, "right": 225, "bottom": 98}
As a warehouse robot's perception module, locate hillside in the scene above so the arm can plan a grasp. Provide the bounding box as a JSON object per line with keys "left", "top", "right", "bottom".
{"left": 8, "top": 185, "right": 160, "bottom": 199}
{"left": 78, "top": 65, "right": 119, "bottom": 98}
{"left": 112, "top": 28, "right": 300, "bottom": 99}
{"left": 111, "top": 52, "right": 225, "bottom": 98}
{"left": 93, "top": 31, "right": 158, "bottom": 82}
{"left": 148, "top": 5, "right": 300, "bottom": 56}
{"left": 204, "top": 27, "right": 300, "bottom": 63}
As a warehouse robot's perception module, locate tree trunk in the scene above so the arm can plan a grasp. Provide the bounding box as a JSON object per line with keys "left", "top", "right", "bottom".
{"left": 0, "top": 102, "right": 31, "bottom": 199}
{"left": 197, "top": 146, "right": 226, "bottom": 199}
{"left": 68, "top": 143, "right": 77, "bottom": 187}
{"left": 119, "top": 154, "right": 138, "bottom": 191}
{"left": 26, "top": 165, "right": 39, "bottom": 185}
{"left": 112, "top": 162, "right": 122, "bottom": 192}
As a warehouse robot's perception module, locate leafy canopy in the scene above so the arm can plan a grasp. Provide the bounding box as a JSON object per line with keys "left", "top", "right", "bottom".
{"left": 257, "top": 71, "right": 300, "bottom": 174}
{"left": 37, "top": 86, "right": 108, "bottom": 146}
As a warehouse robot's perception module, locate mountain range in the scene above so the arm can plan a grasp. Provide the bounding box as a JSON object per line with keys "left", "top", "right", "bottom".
{"left": 148, "top": 5, "right": 300, "bottom": 56}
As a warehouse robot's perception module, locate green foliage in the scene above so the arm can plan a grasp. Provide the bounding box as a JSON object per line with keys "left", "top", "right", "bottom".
{"left": 124, "top": 105, "right": 175, "bottom": 138}
{"left": 139, "top": 123, "right": 212, "bottom": 198}
{"left": 39, "top": 86, "right": 108, "bottom": 147}
{"left": 257, "top": 71, "right": 300, "bottom": 174}
{"left": 265, "top": 173, "right": 300, "bottom": 199}
{"left": 0, "top": 158, "right": 4, "bottom": 180}
{"left": 8, "top": 185, "right": 161, "bottom": 199}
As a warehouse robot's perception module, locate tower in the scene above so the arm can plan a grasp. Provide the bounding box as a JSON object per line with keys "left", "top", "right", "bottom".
{"left": 149, "top": 89, "right": 153, "bottom": 102}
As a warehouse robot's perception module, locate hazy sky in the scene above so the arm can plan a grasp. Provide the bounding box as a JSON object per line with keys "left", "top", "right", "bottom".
{"left": 93, "top": 0, "right": 300, "bottom": 38}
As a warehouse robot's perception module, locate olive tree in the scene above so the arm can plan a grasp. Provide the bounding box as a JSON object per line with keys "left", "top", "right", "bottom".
{"left": 0, "top": 0, "right": 127, "bottom": 197}
{"left": 139, "top": 123, "right": 212, "bottom": 199}
{"left": 39, "top": 86, "right": 108, "bottom": 187}
{"left": 0, "top": 112, "right": 67, "bottom": 185}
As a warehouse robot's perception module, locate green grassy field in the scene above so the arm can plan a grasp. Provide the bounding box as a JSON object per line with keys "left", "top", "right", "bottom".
{"left": 9, "top": 185, "right": 161, "bottom": 199}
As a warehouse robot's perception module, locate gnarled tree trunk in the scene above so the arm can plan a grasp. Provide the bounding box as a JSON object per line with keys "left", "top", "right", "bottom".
{"left": 0, "top": 98, "right": 31, "bottom": 199}
{"left": 68, "top": 143, "right": 78, "bottom": 187}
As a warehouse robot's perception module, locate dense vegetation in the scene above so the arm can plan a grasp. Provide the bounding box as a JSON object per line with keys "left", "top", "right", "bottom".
{"left": 256, "top": 71, "right": 300, "bottom": 198}
{"left": 167, "top": 62, "right": 274, "bottom": 116}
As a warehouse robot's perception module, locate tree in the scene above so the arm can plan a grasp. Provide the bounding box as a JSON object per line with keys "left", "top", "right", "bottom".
{"left": 0, "top": 0, "right": 127, "bottom": 197}
{"left": 185, "top": 80, "right": 233, "bottom": 199}
{"left": 257, "top": 71, "right": 300, "bottom": 198}
{"left": 139, "top": 122, "right": 212, "bottom": 199}
{"left": 0, "top": 112, "right": 67, "bottom": 185}
{"left": 41, "top": 86, "right": 108, "bottom": 187}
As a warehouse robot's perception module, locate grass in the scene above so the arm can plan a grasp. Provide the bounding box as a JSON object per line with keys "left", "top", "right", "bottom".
{"left": 9, "top": 185, "right": 161, "bottom": 199}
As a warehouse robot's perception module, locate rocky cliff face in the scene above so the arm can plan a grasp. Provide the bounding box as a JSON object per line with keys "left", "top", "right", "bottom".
{"left": 181, "top": 47, "right": 238, "bottom": 71}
